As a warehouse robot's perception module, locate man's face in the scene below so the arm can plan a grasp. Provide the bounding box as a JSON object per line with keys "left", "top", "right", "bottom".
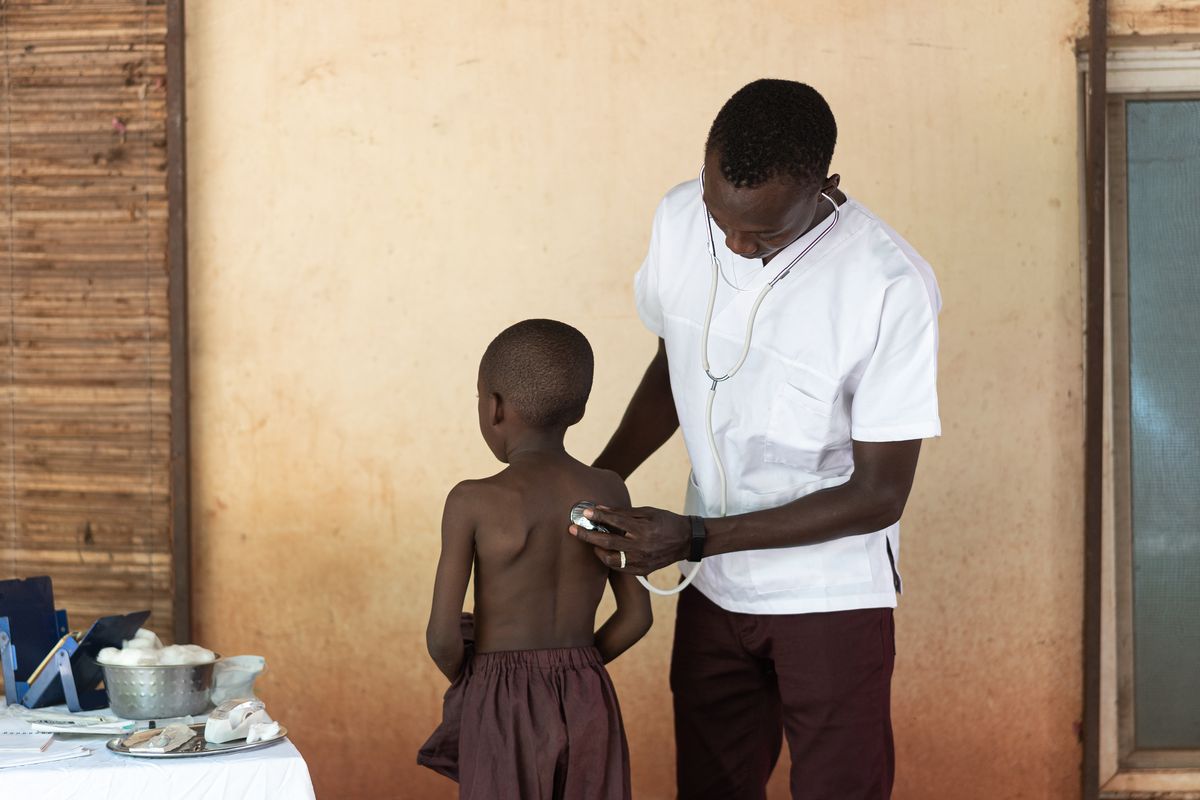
{"left": 701, "top": 149, "right": 834, "bottom": 263}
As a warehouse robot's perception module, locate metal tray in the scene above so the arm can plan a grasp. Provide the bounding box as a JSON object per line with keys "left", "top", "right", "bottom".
{"left": 106, "top": 722, "right": 288, "bottom": 758}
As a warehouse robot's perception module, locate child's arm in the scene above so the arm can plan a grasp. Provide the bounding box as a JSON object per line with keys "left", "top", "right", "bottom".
{"left": 426, "top": 482, "right": 476, "bottom": 681}
{"left": 594, "top": 571, "right": 653, "bottom": 663}
{"left": 593, "top": 478, "right": 652, "bottom": 663}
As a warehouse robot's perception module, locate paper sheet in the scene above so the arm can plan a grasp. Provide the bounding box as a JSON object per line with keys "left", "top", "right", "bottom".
{"left": 0, "top": 721, "right": 55, "bottom": 752}
{"left": 0, "top": 741, "right": 91, "bottom": 769}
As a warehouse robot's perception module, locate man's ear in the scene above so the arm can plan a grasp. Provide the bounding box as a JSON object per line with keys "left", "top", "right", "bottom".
{"left": 823, "top": 173, "right": 841, "bottom": 194}
{"left": 489, "top": 392, "right": 504, "bottom": 427}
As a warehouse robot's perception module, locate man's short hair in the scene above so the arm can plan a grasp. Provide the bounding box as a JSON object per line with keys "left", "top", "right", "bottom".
{"left": 480, "top": 319, "right": 594, "bottom": 428}
{"left": 705, "top": 79, "right": 837, "bottom": 190}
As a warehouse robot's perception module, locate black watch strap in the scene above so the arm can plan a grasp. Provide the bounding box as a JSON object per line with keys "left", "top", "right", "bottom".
{"left": 688, "top": 516, "right": 706, "bottom": 563}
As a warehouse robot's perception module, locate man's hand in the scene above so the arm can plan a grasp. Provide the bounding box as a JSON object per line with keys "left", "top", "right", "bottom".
{"left": 569, "top": 505, "right": 691, "bottom": 575}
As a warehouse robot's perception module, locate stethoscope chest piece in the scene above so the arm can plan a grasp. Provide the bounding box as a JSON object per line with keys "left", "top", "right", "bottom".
{"left": 569, "top": 501, "right": 610, "bottom": 533}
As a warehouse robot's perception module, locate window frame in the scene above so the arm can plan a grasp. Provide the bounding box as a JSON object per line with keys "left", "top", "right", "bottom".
{"left": 1082, "top": 37, "right": 1200, "bottom": 797}
{"left": 1106, "top": 89, "right": 1200, "bottom": 772}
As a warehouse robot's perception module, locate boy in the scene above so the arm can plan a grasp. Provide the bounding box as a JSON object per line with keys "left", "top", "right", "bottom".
{"left": 422, "top": 319, "right": 652, "bottom": 800}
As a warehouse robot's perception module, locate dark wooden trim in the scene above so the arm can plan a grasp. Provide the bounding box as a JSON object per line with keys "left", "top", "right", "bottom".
{"left": 1106, "top": 98, "right": 1135, "bottom": 769}
{"left": 1076, "top": 33, "right": 1200, "bottom": 52}
{"left": 1083, "top": 0, "right": 1108, "bottom": 798}
{"left": 166, "top": 0, "right": 191, "bottom": 645}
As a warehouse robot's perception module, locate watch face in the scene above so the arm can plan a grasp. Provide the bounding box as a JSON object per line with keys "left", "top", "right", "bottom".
{"left": 689, "top": 516, "right": 707, "bottom": 562}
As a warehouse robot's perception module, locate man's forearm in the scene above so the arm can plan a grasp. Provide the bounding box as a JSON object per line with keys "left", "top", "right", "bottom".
{"left": 702, "top": 477, "right": 907, "bottom": 557}
{"left": 593, "top": 339, "right": 678, "bottom": 479}
{"left": 700, "top": 439, "right": 922, "bottom": 556}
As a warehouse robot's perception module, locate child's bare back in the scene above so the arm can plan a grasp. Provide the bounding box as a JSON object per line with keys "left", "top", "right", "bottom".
{"left": 427, "top": 318, "right": 651, "bottom": 680}
{"left": 456, "top": 452, "right": 628, "bottom": 653}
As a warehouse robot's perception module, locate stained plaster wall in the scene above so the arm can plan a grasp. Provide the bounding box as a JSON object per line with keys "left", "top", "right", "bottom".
{"left": 181, "top": 1, "right": 1151, "bottom": 797}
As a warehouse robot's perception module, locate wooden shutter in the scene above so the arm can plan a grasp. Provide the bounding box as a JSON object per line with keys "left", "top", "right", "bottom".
{"left": 0, "top": 1, "right": 188, "bottom": 642}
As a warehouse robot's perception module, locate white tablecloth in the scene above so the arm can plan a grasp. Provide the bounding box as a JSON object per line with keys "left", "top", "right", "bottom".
{"left": 0, "top": 704, "right": 317, "bottom": 800}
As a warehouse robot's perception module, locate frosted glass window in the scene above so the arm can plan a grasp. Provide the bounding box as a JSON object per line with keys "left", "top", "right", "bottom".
{"left": 1126, "top": 99, "right": 1200, "bottom": 749}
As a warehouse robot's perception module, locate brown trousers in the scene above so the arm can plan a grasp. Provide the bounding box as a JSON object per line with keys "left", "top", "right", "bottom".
{"left": 458, "top": 646, "right": 631, "bottom": 800}
{"left": 670, "top": 587, "right": 895, "bottom": 800}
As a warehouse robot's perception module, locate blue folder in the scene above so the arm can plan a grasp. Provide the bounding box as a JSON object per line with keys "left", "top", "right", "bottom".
{"left": 0, "top": 576, "right": 150, "bottom": 710}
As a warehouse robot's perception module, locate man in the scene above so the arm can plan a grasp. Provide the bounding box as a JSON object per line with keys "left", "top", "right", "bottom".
{"left": 573, "top": 79, "right": 941, "bottom": 799}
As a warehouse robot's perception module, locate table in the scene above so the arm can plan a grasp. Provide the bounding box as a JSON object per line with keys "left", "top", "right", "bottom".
{"left": 0, "top": 703, "right": 317, "bottom": 799}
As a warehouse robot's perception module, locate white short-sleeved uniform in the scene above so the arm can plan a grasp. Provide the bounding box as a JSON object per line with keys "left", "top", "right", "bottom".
{"left": 635, "top": 179, "right": 941, "bottom": 615}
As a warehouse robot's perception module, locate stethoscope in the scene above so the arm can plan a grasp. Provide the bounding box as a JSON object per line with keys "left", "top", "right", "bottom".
{"left": 573, "top": 171, "right": 841, "bottom": 597}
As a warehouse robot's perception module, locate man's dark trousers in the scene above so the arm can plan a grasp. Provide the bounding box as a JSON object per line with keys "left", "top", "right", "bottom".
{"left": 671, "top": 586, "right": 895, "bottom": 799}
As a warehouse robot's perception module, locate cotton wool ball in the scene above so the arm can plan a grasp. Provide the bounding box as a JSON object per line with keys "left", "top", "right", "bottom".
{"left": 181, "top": 645, "right": 216, "bottom": 664}
{"left": 97, "top": 647, "right": 122, "bottom": 664}
{"left": 132, "top": 628, "right": 163, "bottom": 648}
{"left": 134, "top": 649, "right": 161, "bottom": 666}
{"left": 120, "top": 628, "right": 163, "bottom": 651}
{"left": 156, "top": 644, "right": 213, "bottom": 666}
{"left": 111, "top": 648, "right": 159, "bottom": 666}
{"left": 163, "top": 644, "right": 216, "bottom": 665}
{"left": 156, "top": 645, "right": 190, "bottom": 666}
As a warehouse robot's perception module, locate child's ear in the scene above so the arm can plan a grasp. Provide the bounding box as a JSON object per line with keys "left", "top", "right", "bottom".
{"left": 489, "top": 392, "right": 504, "bottom": 427}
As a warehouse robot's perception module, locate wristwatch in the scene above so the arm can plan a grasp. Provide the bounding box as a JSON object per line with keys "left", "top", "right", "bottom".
{"left": 688, "top": 516, "right": 707, "bottom": 563}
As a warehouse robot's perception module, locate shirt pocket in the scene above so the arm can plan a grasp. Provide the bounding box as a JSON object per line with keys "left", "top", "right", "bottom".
{"left": 683, "top": 470, "right": 706, "bottom": 516}
{"left": 763, "top": 378, "right": 851, "bottom": 473}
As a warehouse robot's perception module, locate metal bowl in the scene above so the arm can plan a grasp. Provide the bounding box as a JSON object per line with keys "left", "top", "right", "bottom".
{"left": 100, "top": 657, "right": 220, "bottom": 720}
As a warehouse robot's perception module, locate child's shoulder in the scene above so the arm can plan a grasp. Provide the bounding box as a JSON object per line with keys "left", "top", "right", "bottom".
{"left": 443, "top": 468, "right": 533, "bottom": 521}
{"left": 575, "top": 465, "right": 630, "bottom": 506}
{"left": 444, "top": 472, "right": 511, "bottom": 508}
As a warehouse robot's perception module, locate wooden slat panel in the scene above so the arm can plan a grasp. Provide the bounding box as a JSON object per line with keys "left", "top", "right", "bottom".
{"left": 0, "top": 10, "right": 18, "bottom": 631}
{"left": 0, "top": 0, "right": 177, "bottom": 646}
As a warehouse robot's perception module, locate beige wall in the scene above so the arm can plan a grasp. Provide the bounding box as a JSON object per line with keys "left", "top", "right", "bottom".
{"left": 185, "top": 2, "right": 1098, "bottom": 797}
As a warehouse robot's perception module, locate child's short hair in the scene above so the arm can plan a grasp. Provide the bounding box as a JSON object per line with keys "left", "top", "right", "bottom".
{"left": 480, "top": 319, "right": 594, "bottom": 428}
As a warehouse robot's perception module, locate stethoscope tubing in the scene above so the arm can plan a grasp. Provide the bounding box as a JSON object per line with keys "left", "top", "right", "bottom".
{"left": 636, "top": 179, "right": 840, "bottom": 598}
